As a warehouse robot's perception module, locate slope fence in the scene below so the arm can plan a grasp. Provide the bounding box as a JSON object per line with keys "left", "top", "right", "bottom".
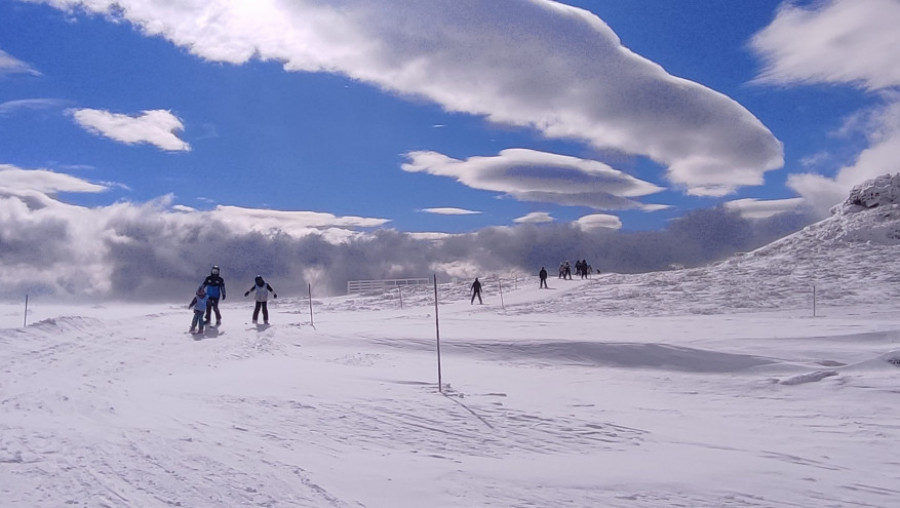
{"left": 347, "top": 277, "right": 433, "bottom": 294}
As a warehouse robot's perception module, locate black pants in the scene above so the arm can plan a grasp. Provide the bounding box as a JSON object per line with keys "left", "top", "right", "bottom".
{"left": 253, "top": 301, "right": 269, "bottom": 322}
{"left": 471, "top": 291, "right": 482, "bottom": 304}
{"left": 205, "top": 297, "right": 221, "bottom": 323}
{"left": 540, "top": 277, "right": 547, "bottom": 288}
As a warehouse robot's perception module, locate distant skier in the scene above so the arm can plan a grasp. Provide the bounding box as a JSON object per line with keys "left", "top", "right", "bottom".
{"left": 539, "top": 267, "right": 548, "bottom": 289}
{"left": 244, "top": 275, "right": 277, "bottom": 324}
{"left": 188, "top": 286, "right": 209, "bottom": 334}
{"left": 470, "top": 277, "right": 483, "bottom": 305}
{"left": 201, "top": 265, "right": 226, "bottom": 326}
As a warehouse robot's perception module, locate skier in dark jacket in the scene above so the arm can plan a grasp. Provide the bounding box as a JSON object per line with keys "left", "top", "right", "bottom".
{"left": 244, "top": 275, "right": 277, "bottom": 324}
{"left": 539, "top": 267, "right": 548, "bottom": 288}
{"left": 201, "top": 265, "right": 226, "bottom": 326}
{"left": 470, "top": 277, "right": 483, "bottom": 304}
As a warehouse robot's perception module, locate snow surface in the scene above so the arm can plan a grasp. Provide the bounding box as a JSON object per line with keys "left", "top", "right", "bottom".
{"left": 2, "top": 197, "right": 900, "bottom": 507}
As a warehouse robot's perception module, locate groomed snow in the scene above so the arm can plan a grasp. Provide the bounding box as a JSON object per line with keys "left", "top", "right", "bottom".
{"left": 2, "top": 196, "right": 900, "bottom": 507}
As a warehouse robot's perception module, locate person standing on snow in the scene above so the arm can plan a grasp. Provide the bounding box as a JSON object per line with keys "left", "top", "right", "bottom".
{"left": 539, "top": 267, "right": 548, "bottom": 289}
{"left": 244, "top": 275, "right": 277, "bottom": 324}
{"left": 188, "top": 286, "right": 209, "bottom": 334}
{"left": 201, "top": 265, "right": 226, "bottom": 326}
{"left": 470, "top": 277, "right": 483, "bottom": 305}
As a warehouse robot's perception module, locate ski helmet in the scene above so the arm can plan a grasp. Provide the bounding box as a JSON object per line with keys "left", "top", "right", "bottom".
{"left": 211, "top": 265, "right": 219, "bottom": 275}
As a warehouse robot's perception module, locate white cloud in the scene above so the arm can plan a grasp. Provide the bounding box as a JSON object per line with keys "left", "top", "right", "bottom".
{"left": 0, "top": 164, "right": 107, "bottom": 194}
{"left": 751, "top": 1, "right": 900, "bottom": 217}
{"left": 574, "top": 213, "right": 622, "bottom": 231}
{"left": 724, "top": 197, "right": 806, "bottom": 220}
{"left": 408, "top": 232, "right": 456, "bottom": 241}
{"left": 402, "top": 148, "right": 663, "bottom": 210}
{"left": 0, "top": 49, "right": 40, "bottom": 76}
{"left": 37, "top": 0, "right": 782, "bottom": 195}
{"left": 419, "top": 207, "right": 481, "bottom": 215}
{"left": 751, "top": 0, "right": 900, "bottom": 91}
{"left": 514, "top": 212, "right": 554, "bottom": 224}
{"left": 70, "top": 108, "right": 190, "bottom": 151}
{"left": 210, "top": 205, "right": 391, "bottom": 239}
{"left": 0, "top": 98, "right": 66, "bottom": 116}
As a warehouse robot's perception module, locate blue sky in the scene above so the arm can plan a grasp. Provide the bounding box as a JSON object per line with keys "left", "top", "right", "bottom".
{"left": 3, "top": 0, "right": 895, "bottom": 233}
{"left": 0, "top": 0, "right": 898, "bottom": 298}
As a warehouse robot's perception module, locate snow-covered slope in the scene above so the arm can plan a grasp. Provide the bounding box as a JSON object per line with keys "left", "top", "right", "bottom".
{"left": 1, "top": 177, "right": 899, "bottom": 507}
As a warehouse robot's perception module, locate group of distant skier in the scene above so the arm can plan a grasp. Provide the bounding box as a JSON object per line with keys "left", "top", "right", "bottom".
{"left": 188, "top": 265, "right": 277, "bottom": 334}
{"left": 468, "top": 259, "right": 596, "bottom": 304}
{"left": 556, "top": 260, "right": 592, "bottom": 280}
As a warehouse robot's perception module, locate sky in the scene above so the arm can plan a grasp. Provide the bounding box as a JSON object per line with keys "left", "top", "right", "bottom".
{"left": 1, "top": 0, "right": 899, "bottom": 298}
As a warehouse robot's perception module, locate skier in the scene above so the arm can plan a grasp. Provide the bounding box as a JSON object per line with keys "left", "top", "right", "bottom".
{"left": 201, "top": 265, "right": 226, "bottom": 326}
{"left": 244, "top": 275, "right": 277, "bottom": 324}
{"left": 470, "top": 277, "right": 483, "bottom": 305}
{"left": 188, "top": 286, "right": 209, "bottom": 334}
{"left": 539, "top": 267, "right": 548, "bottom": 288}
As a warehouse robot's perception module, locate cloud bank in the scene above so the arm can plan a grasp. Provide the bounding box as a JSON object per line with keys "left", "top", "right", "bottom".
{"left": 70, "top": 108, "right": 191, "bottom": 151}
{"left": 0, "top": 165, "right": 812, "bottom": 301}
{"left": 402, "top": 149, "right": 664, "bottom": 210}
{"left": 33, "top": 0, "right": 782, "bottom": 195}
{"left": 751, "top": 0, "right": 900, "bottom": 217}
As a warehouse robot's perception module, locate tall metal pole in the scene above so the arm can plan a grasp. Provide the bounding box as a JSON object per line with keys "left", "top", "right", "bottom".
{"left": 433, "top": 274, "right": 442, "bottom": 392}
{"left": 499, "top": 279, "right": 505, "bottom": 310}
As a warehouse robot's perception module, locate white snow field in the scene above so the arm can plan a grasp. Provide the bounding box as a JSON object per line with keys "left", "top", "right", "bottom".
{"left": 3, "top": 182, "right": 900, "bottom": 507}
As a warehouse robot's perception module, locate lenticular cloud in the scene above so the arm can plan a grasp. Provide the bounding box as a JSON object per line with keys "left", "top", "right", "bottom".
{"left": 38, "top": 0, "right": 782, "bottom": 194}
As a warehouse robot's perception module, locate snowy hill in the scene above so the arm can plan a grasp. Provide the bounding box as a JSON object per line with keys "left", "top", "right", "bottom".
{"left": 2, "top": 177, "right": 900, "bottom": 507}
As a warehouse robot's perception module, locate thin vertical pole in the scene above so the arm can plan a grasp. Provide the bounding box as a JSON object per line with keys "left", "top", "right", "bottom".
{"left": 433, "top": 274, "right": 442, "bottom": 392}
{"left": 24, "top": 294, "right": 29, "bottom": 328}
{"left": 812, "top": 284, "right": 816, "bottom": 317}
{"left": 499, "top": 279, "right": 505, "bottom": 310}
{"left": 398, "top": 287, "right": 403, "bottom": 309}
{"left": 308, "top": 283, "right": 315, "bottom": 327}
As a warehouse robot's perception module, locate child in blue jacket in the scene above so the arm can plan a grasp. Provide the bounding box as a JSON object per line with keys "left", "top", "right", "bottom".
{"left": 188, "top": 286, "right": 209, "bottom": 334}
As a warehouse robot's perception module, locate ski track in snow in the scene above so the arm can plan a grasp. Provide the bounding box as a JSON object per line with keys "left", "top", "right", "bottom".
{"left": 4, "top": 202, "right": 900, "bottom": 508}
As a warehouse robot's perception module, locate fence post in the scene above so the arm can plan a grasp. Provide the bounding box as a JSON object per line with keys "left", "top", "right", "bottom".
{"left": 433, "top": 274, "right": 442, "bottom": 393}
{"left": 499, "top": 279, "right": 505, "bottom": 310}
{"left": 812, "top": 284, "right": 816, "bottom": 318}
{"left": 398, "top": 287, "right": 403, "bottom": 309}
{"left": 308, "top": 283, "right": 315, "bottom": 328}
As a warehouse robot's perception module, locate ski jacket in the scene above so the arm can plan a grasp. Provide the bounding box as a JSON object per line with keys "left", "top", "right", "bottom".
{"left": 203, "top": 275, "right": 226, "bottom": 299}
{"left": 247, "top": 282, "right": 275, "bottom": 302}
{"left": 539, "top": 268, "right": 547, "bottom": 279}
{"left": 189, "top": 294, "right": 209, "bottom": 312}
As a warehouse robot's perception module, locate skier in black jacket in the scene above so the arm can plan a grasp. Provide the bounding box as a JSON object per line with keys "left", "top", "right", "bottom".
{"left": 470, "top": 277, "right": 483, "bottom": 305}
